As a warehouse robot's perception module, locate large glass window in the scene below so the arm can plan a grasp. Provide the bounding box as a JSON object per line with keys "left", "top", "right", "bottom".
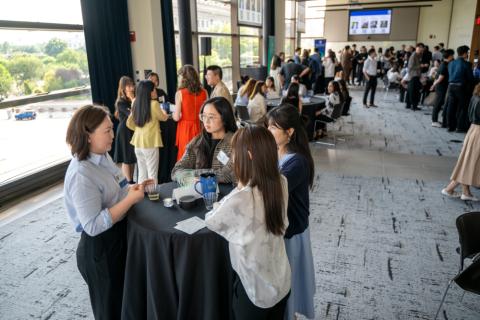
{"left": 0, "top": 1, "right": 91, "bottom": 185}
{"left": 285, "top": 0, "right": 296, "bottom": 58}
{"left": 300, "top": 0, "right": 326, "bottom": 52}
{"left": 0, "top": 30, "right": 89, "bottom": 99}
{"left": 196, "top": 0, "right": 231, "bottom": 34}
{"left": 240, "top": 27, "right": 261, "bottom": 67}
{"left": 0, "top": 0, "right": 83, "bottom": 24}
{"left": 198, "top": 36, "right": 233, "bottom": 90}
{"left": 196, "top": 0, "right": 233, "bottom": 90}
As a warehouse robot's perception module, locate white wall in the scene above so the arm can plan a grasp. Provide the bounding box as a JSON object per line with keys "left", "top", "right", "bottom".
{"left": 127, "top": 0, "right": 167, "bottom": 90}
{"left": 417, "top": 0, "right": 452, "bottom": 48}
{"left": 448, "top": 0, "right": 477, "bottom": 50}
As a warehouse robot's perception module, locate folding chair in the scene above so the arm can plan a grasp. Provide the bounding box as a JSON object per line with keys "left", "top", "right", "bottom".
{"left": 314, "top": 102, "right": 345, "bottom": 147}
{"left": 434, "top": 211, "right": 480, "bottom": 319}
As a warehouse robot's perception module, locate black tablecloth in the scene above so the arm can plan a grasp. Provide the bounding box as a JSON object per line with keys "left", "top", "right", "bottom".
{"left": 159, "top": 118, "right": 178, "bottom": 183}
{"left": 236, "top": 97, "right": 325, "bottom": 139}
{"left": 264, "top": 97, "right": 326, "bottom": 140}
{"left": 122, "top": 182, "right": 234, "bottom": 320}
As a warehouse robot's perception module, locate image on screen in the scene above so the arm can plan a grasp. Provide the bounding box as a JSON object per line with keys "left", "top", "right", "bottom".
{"left": 349, "top": 9, "right": 392, "bottom": 35}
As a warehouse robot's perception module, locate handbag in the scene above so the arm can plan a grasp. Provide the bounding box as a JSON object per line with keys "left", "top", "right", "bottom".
{"left": 423, "top": 91, "right": 437, "bottom": 106}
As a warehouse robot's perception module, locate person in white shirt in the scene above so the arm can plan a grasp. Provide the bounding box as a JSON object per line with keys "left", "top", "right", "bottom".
{"left": 323, "top": 50, "right": 337, "bottom": 87}
{"left": 362, "top": 48, "right": 379, "bottom": 108}
{"left": 290, "top": 75, "right": 307, "bottom": 97}
{"left": 269, "top": 55, "right": 282, "bottom": 91}
{"left": 205, "top": 125, "right": 291, "bottom": 319}
{"left": 265, "top": 76, "right": 280, "bottom": 99}
{"left": 314, "top": 80, "right": 343, "bottom": 139}
{"left": 387, "top": 64, "right": 402, "bottom": 84}
{"left": 247, "top": 81, "right": 267, "bottom": 123}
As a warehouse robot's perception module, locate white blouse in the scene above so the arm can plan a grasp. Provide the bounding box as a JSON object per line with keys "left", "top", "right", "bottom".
{"left": 247, "top": 93, "right": 267, "bottom": 123}
{"left": 205, "top": 176, "right": 291, "bottom": 308}
{"left": 269, "top": 68, "right": 282, "bottom": 93}
{"left": 323, "top": 57, "right": 336, "bottom": 78}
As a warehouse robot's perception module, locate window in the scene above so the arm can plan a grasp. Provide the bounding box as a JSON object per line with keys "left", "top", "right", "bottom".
{"left": 196, "top": 0, "right": 233, "bottom": 91}
{"left": 198, "top": 36, "right": 233, "bottom": 90}
{"left": 0, "top": 1, "right": 91, "bottom": 185}
{"left": 196, "top": 0, "right": 231, "bottom": 34}
{"left": 239, "top": 27, "right": 261, "bottom": 67}
{"left": 0, "top": 0, "right": 83, "bottom": 24}
{"left": 300, "top": 0, "right": 326, "bottom": 51}
{"left": 285, "top": 0, "right": 296, "bottom": 58}
{"left": 0, "top": 30, "right": 89, "bottom": 99}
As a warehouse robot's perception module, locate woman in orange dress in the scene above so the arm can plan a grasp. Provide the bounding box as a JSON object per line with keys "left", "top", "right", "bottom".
{"left": 173, "top": 65, "right": 208, "bottom": 161}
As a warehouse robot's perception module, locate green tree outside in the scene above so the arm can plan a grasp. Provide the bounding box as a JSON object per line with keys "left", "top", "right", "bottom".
{"left": 0, "top": 64, "right": 13, "bottom": 99}
{"left": 44, "top": 38, "right": 68, "bottom": 57}
{"left": 7, "top": 55, "right": 43, "bottom": 89}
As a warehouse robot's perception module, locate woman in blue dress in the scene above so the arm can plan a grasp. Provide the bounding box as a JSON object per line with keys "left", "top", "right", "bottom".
{"left": 267, "top": 104, "right": 316, "bottom": 320}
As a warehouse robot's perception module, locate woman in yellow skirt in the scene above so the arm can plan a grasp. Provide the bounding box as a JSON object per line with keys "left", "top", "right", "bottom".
{"left": 442, "top": 83, "right": 480, "bottom": 201}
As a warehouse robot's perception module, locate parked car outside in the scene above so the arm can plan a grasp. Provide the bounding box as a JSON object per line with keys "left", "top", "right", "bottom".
{"left": 15, "top": 110, "right": 37, "bottom": 121}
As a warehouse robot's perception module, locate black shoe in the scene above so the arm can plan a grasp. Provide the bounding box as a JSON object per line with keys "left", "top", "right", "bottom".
{"left": 412, "top": 107, "right": 422, "bottom": 111}
{"left": 406, "top": 105, "right": 411, "bottom": 109}
{"left": 447, "top": 128, "right": 455, "bottom": 132}
{"left": 456, "top": 129, "right": 467, "bottom": 133}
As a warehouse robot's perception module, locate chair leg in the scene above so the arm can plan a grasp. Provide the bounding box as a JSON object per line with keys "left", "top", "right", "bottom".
{"left": 434, "top": 279, "right": 453, "bottom": 320}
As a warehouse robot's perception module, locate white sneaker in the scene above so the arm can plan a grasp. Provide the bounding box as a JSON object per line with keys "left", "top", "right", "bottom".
{"left": 461, "top": 194, "right": 480, "bottom": 201}
{"left": 432, "top": 122, "right": 442, "bottom": 128}
{"left": 441, "top": 188, "right": 461, "bottom": 198}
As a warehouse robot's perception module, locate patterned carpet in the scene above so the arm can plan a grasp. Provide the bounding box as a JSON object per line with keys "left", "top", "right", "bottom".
{"left": 332, "top": 87, "right": 466, "bottom": 157}
{"left": 310, "top": 172, "right": 480, "bottom": 320}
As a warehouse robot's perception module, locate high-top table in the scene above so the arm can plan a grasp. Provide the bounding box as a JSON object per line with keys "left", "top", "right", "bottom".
{"left": 236, "top": 96, "right": 326, "bottom": 140}
{"left": 121, "top": 182, "right": 234, "bottom": 320}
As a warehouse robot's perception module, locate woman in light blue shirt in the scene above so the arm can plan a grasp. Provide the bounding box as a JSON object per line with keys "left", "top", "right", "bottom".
{"left": 64, "top": 105, "right": 145, "bottom": 319}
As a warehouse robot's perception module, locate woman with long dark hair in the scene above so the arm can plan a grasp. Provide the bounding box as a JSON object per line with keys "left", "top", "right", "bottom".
{"left": 174, "top": 64, "right": 208, "bottom": 161}
{"left": 205, "top": 125, "right": 291, "bottom": 319}
{"left": 171, "top": 96, "right": 238, "bottom": 183}
{"left": 267, "top": 104, "right": 315, "bottom": 320}
{"left": 270, "top": 54, "right": 282, "bottom": 91}
{"left": 127, "top": 80, "right": 168, "bottom": 184}
{"left": 315, "top": 80, "right": 343, "bottom": 138}
{"left": 281, "top": 82, "right": 302, "bottom": 113}
{"left": 114, "top": 76, "right": 136, "bottom": 183}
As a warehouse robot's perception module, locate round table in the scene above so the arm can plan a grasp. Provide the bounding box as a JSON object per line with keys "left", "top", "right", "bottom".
{"left": 267, "top": 96, "right": 326, "bottom": 140}
{"left": 122, "top": 182, "right": 234, "bottom": 320}
{"left": 236, "top": 96, "right": 326, "bottom": 140}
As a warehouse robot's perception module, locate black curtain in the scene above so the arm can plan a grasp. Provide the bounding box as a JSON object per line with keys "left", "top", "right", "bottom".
{"left": 80, "top": 0, "right": 133, "bottom": 114}
{"left": 161, "top": 0, "right": 178, "bottom": 101}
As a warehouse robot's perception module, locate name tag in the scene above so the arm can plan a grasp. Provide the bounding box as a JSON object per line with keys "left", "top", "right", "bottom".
{"left": 217, "top": 150, "right": 230, "bottom": 165}
{"left": 119, "top": 178, "right": 128, "bottom": 188}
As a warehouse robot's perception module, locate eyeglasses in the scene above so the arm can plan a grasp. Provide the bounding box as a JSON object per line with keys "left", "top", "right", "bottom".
{"left": 199, "top": 114, "right": 220, "bottom": 122}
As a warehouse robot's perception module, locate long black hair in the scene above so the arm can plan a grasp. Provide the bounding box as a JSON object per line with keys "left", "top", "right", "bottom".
{"left": 196, "top": 97, "right": 238, "bottom": 168}
{"left": 281, "top": 82, "right": 300, "bottom": 109}
{"left": 132, "top": 80, "right": 155, "bottom": 127}
{"left": 267, "top": 104, "right": 315, "bottom": 188}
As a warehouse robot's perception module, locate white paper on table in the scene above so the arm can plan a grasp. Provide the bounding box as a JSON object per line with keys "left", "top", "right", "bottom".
{"left": 301, "top": 97, "right": 311, "bottom": 103}
{"left": 174, "top": 217, "right": 206, "bottom": 234}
